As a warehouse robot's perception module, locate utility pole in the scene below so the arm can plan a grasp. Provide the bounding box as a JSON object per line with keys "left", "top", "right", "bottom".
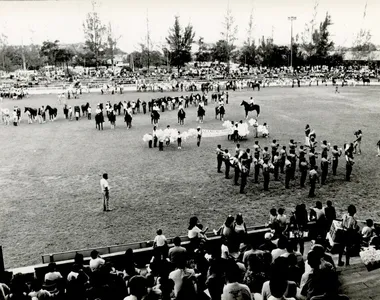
{"left": 288, "top": 16, "right": 297, "bottom": 70}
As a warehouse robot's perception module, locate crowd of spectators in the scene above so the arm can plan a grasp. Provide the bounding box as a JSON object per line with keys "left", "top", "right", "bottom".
{"left": 1, "top": 201, "right": 380, "bottom": 300}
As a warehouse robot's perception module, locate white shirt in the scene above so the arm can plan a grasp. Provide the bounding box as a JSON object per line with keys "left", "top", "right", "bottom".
{"left": 100, "top": 178, "right": 109, "bottom": 193}
{"left": 188, "top": 226, "right": 202, "bottom": 239}
{"left": 44, "top": 271, "right": 62, "bottom": 282}
{"left": 154, "top": 235, "right": 167, "bottom": 247}
{"left": 221, "top": 244, "right": 229, "bottom": 259}
{"left": 169, "top": 268, "right": 195, "bottom": 297}
{"left": 222, "top": 282, "right": 252, "bottom": 300}
{"left": 67, "top": 271, "right": 79, "bottom": 281}
{"left": 90, "top": 257, "right": 105, "bottom": 272}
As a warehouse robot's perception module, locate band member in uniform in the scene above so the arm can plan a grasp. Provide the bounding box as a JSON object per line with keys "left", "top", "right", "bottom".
{"left": 197, "top": 126, "right": 202, "bottom": 147}
{"left": 305, "top": 124, "right": 311, "bottom": 146}
{"left": 299, "top": 157, "right": 309, "bottom": 188}
{"left": 216, "top": 145, "right": 224, "bottom": 173}
{"left": 100, "top": 173, "right": 111, "bottom": 211}
{"left": 263, "top": 159, "right": 270, "bottom": 191}
{"left": 246, "top": 148, "right": 253, "bottom": 176}
{"left": 262, "top": 147, "right": 270, "bottom": 162}
{"left": 353, "top": 130, "right": 362, "bottom": 154}
{"left": 320, "top": 156, "right": 329, "bottom": 185}
{"left": 271, "top": 140, "right": 278, "bottom": 163}
{"left": 309, "top": 166, "right": 319, "bottom": 197}
{"left": 309, "top": 148, "right": 317, "bottom": 168}
{"left": 280, "top": 146, "right": 287, "bottom": 174}
{"left": 377, "top": 140, "right": 380, "bottom": 157}
{"left": 235, "top": 144, "right": 241, "bottom": 156}
{"left": 331, "top": 145, "right": 342, "bottom": 175}
{"left": 239, "top": 157, "right": 249, "bottom": 194}
{"left": 321, "top": 140, "right": 330, "bottom": 159}
{"left": 225, "top": 91, "right": 229, "bottom": 104}
{"left": 345, "top": 143, "right": 354, "bottom": 181}
{"left": 253, "top": 141, "right": 261, "bottom": 159}
{"left": 232, "top": 155, "right": 240, "bottom": 186}
{"left": 254, "top": 157, "right": 261, "bottom": 184}
{"left": 285, "top": 156, "right": 292, "bottom": 189}
{"left": 224, "top": 149, "right": 231, "bottom": 179}
{"left": 88, "top": 106, "right": 92, "bottom": 120}
{"left": 273, "top": 151, "right": 280, "bottom": 181}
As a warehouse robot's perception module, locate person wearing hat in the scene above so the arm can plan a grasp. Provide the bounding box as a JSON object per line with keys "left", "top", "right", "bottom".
{"left": 308, "top": 166, "right": 319, "bottom": 197}
{"left": 89, "top": 250, "right": 105, "bottom": 272}
{"left": 353, "top": 130, "right": 362, "bottom": 154}
{"left": 345, "top": 143, "right": 354, "bottom": 181}
{"left": 216, "top": 145, "right": 224, "bottom": 173}
{"left": 196, "top": 126, "right": 202, "bottom": 147}
{"left": 100, "top": 173, "right": 111, "bottom": 211}
{"left": 68, "top": 106, "right": 73, "bottom": 121}
{"left": 224, "top": 149, "right": 231, "bottom": 179}
{"left": 262, "top": 158, "right": 270, "bottom": 191}
{"left": 331, "top": 145, "right": 342, "bottom": 175}
{"left": 320, "top": 156, "right": 330, "bottom": 185}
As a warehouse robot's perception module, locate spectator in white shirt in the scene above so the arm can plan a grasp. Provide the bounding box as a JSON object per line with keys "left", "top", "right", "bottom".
{"left": 271, "top": 236, "right": 288, "bottom": 262}
{"left": 89, "top": 250, "right": 105, "bottom": 272}
{"left": 44, "top": 263, "right": 63, "bottom": 283}
{"left": 153, "top": 228, "right": 168, "bottom": 259}
{"left": 222, "top": 260, "right": 252, "bottom": 300}
{"left": 100, "top": 173, "right": 111, "bottom": 211}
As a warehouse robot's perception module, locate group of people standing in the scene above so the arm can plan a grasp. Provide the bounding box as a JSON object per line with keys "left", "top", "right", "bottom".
{"left": 215, "top": 124, "right": 362, "bottom": 196}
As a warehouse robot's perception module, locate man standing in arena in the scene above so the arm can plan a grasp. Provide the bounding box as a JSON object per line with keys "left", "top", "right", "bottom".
{"left": 100, "top": 173, "right": 111, "bottom": 211}
{"left": 216, "top": 145, "right": 224, "bottom": 173}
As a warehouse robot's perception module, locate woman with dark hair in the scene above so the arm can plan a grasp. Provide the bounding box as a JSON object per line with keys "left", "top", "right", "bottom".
{"left": 123, "top": 248, "right": 138, "bottom": 280}
{"left": 288, "top": 204, "right": 308, "bottom": 255}
{"left": 338, "top": 204, "right": 359, "bottom": 266}
{"left": 234, "top": 213, "right": 248, "bottom": 244}
{"left": 188, "top": 216, "right": 208, "bottom": 253}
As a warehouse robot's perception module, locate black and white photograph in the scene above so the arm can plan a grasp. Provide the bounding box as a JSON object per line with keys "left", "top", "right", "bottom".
{"left": 0, "top": 0, "right": 380, "bottom": 299}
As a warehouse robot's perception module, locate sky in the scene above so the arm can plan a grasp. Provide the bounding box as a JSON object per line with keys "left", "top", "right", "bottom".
{"left": 0, "top": 0, "right": 379, "bottom": 53}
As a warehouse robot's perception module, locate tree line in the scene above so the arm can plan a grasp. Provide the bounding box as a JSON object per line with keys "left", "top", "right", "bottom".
{"left": 0, "top": 6, "right": 377, "bottom": 74}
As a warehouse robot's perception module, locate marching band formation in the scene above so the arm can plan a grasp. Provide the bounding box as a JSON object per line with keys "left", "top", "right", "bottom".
{"left": 215, "top": 125, "right": 361, "bottom": 196}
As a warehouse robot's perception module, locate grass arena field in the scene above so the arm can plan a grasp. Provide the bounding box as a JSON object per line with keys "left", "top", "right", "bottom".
{"left": 1, "top": 85, "right": 380, "bottom": 268}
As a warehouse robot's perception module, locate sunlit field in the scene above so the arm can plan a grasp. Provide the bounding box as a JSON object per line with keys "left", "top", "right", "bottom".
{"left": 1, "top": 85, "right": 380, "bottom": 268}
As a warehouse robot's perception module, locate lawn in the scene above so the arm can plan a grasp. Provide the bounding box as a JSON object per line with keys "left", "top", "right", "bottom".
{"left": 0, "top": 85, "right": 379, "bottom": 268}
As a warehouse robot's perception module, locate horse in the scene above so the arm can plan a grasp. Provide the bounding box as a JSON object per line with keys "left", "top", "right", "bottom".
{"left": 24, "top": 107, "right": 37, "bottom": 123}
{"left": 108, "top": 110, "right": 116, "bottom": 129}
{"left": 178, "top": 108, "right": 186, "bottom": 125}
{"left": 95, "top": 112, "right": 104, "bottom": 130}
{"left": 240, "top": 100, "right": 260, "bottom": 119}
{"left": 201, "top": 83, "right": 211, "bottom": 93}
{"left": 249, "top": 81, "right": 261, "bottom": 91}
{"left": 363, "top": 78, "right": 370, "bottom": 86}
{"left": 124, "top": 111, "right": 132, "bottom": 129}
{"left": 81, "top": 103, "right": 90, "bottom": 116}
{"left": 113, "top": 101, "right": 123, "bottom": 115}
{"left": 151, "top": 110, "right": 160, "bottom": 125}
{"left": 136, "top": 99, "right": 141, "bottom": 113}
{"left": 197, "top": 105, "right": 205, "bottom": 123}
{"left": 215, "top": 105, "right": 225, "bottom": 121}
{"left": 45, "top": 105, "right": 58, "bottom": 121}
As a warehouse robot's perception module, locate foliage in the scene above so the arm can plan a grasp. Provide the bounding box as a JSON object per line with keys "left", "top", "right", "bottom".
{"left": 221, "top": 7, "right": 238, "bottom": 72}
{"left": 82, "top": 10, "right": 107, "bottom": 68}
{"left": 40, "top": 40, "right": 59, "bottom": 66}
{"left": 211, "top": 40, "right": 235, "bottom": 63}
{"left": 127, "top": 48, "right": 165, "bottom": 69}
{"left": 299, "top": 12, "right": 336, "bottom": 65}
{"left": 166, "top": 16, "right": 195, "bottom": 72}
{"left": 195, "top": 37, "right": 212, "bottom": 62}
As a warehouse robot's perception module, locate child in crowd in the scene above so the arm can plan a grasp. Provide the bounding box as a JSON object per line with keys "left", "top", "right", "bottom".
{"left": 362, "top": 219, "right": 375, "bottom": 245}
{"left": 153, "top": 229, "right": 168, "bottom": 259}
